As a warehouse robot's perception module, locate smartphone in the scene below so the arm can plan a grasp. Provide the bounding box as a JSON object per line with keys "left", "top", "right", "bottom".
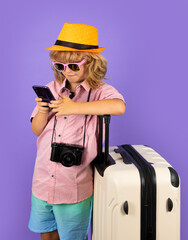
{"left": 32, "top": 85, "right": 56, "bottom": 103}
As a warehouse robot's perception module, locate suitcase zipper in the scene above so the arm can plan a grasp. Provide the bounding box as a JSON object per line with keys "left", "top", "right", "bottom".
{"left": 121, "top": 144, "right": 156, "bottom": 240}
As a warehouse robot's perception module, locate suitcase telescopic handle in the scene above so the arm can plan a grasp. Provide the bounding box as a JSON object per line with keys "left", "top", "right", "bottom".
{"left": 95, "top": 115, "right": 115, "bottom": 177}
{"left": 98, "top": 115, "right": 111, "bottom": 165}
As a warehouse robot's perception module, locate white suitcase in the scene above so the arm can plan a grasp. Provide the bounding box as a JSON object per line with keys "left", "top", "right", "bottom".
{"left": 92, "top": 116, "right": 180, "bottom": 240}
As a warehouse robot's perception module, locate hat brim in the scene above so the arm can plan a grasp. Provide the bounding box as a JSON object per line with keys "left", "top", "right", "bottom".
{"left": 46, "top": 45, "right": 105, "bottom": 53}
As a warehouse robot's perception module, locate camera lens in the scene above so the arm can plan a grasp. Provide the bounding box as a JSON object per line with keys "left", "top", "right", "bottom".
{"left": 60, "top": 152, "right": 76, "bottom": 167}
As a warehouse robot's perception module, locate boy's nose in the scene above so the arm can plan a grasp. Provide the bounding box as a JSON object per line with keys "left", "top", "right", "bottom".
{"left": 64, "top": 66, "right": 71, "bottom": 73}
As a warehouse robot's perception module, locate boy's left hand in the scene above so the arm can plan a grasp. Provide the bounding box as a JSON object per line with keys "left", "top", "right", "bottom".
{"left": 49, "top": 94, "right": 76, "bottom": 116}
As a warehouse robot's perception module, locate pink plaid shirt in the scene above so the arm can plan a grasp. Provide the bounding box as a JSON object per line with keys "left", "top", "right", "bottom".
{"left": 31, "top": 79, "right": 125, "bottom": 204}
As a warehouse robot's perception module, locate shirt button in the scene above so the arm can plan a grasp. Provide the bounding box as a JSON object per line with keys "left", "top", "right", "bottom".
{"left": 51, "top": 175, "right": 54, "bottom": 177}
{"left": 58, "top": 134, "right": 61, "bottom": 137}
{"left": 64, "top": 117, "right": 67, "bottom": 119}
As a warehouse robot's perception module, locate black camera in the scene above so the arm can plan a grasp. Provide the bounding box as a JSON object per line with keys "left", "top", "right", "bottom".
{"left": 50, "top": 142, "right": 84, "bottom": 167}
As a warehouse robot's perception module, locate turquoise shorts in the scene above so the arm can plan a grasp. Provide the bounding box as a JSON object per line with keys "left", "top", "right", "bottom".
{"left": 28, "top": 193, "right": 93, "bottom": 240}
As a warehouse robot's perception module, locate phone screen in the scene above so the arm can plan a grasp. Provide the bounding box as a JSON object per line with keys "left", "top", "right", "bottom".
{"left": 32, "top": 85, "right": 56, "bottom": 103}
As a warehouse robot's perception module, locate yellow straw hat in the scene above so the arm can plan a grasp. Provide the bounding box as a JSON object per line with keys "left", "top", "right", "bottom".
{"left": 46, "top": 22, "right": 105, "bottom": 53}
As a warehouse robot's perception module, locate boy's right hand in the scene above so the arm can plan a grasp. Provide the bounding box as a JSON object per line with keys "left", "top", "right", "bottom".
{"left": 35, "top": 98, "right": 51, "bottom": 114}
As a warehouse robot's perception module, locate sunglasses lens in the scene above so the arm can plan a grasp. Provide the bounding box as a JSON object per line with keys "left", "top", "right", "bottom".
{"left": 68, "top": 64, "right": 80, "bottom": 72}
{"left": 54, "top": 63, "right": 64, "bottom": 71}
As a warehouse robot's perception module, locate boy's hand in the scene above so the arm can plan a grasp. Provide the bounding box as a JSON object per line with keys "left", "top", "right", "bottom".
{"left": 49, "top": 94, "right": 76, "bottom": 116}
{"left": 35, "top": 98, "right": 51, "bottom": 114}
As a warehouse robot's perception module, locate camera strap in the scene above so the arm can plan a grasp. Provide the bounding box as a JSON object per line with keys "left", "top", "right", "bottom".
{"left": 51, "top": 88, "right": 92, "bottom": 148}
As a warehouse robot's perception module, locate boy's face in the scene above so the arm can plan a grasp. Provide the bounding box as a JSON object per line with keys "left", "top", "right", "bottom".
{"left": 62, "top": 62, "right": 86, "bottom": 85}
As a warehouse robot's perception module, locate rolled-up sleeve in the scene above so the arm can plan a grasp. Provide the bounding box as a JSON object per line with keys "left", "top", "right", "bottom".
{"left": 30, "top": 106, "right": 38, "bottom": 122}
{"left": 97, "top": 83, "right": 125, "bottom": 103}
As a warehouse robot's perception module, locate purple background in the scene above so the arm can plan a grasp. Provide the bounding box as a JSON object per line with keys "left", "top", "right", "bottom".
{"left": 1, "top": 0, "right": 187, "bottom": 239}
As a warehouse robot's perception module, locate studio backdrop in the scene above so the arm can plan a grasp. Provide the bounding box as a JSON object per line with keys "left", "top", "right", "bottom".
{"left": 1, "top": 0, "right": 187, "bottom": 239}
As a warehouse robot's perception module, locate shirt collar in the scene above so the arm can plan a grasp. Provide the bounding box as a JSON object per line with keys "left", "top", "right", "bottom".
{"left": 79, "top": 80, "right": 90, "bottom": 92}
{"left": 57, "top": 79, "right": 90, "bottom": 93}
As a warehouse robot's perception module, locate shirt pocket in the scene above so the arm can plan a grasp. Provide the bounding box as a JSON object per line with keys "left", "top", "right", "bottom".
{"left": 68, "top": 115, "right": 86, "bottom": 133}
{"left": 71, "top": 124, "right": 84, "bottom": 136}
{"left": 63, "top": 115, "right": 85, "bottom": 145}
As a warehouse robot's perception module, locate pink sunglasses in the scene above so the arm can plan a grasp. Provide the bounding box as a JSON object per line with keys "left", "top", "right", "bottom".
{"left": 52, "top": 59, "right": 86, "bottom": 73}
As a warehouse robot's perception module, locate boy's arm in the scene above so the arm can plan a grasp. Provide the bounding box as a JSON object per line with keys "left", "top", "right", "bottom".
{"left": 74, "top": 99, "right": 125, "bottom": 116}
{"left": 31, "top": 98, "right": 51, "bottom": 136}
{"left": 32, "top": 111, "right": 49, "bottom": 136}
{"left": 49, "top": 95, "right": 126, "bottom": 116}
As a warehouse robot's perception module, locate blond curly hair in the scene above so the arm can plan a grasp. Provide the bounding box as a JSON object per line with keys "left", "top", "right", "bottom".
{"left": 49, "top": 51, "right": 108, "bottom": 89}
